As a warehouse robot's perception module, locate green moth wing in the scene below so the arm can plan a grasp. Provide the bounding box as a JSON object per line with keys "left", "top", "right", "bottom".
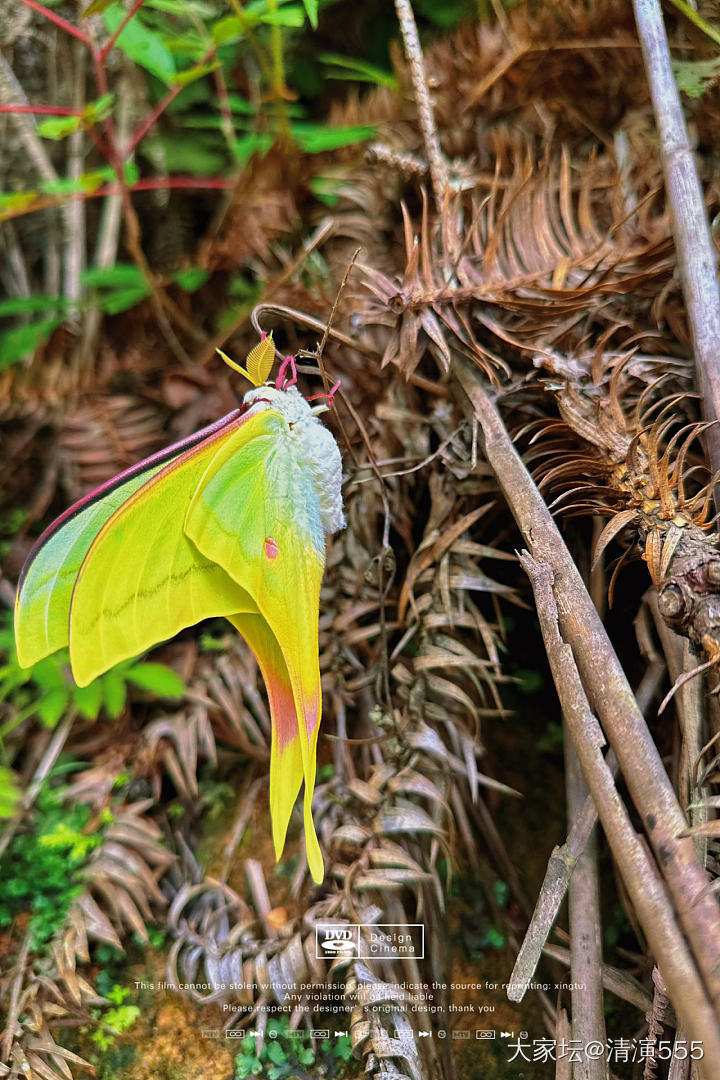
{"left": 186, "top": 410, "right": 327, "bottom": 882}
{"left": 14, "top": 410, "right": 243, "bottom": 670}
{"left": 67, "top": 411, "right": 271, "bottom": 686}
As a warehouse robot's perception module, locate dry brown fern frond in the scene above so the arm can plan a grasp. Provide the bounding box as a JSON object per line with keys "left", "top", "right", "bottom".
{"left": 0, "top": 924, "right": 101, "bottom": 1080}
{"left": 74, "top": 800, "right": 174, "bottom": 948}
{"left": 58, "top": 395, "right": 170, "bottom": 500}
{"left": 356, "top": 140, "right": 672, "bottom": 383}
{"left": 139, "top": 708, "right": 217, "bottom": 802}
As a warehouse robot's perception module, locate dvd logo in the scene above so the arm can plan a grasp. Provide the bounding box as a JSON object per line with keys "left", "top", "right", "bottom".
{"left": 318, "top": 928, "right": 357, "bottom": 956}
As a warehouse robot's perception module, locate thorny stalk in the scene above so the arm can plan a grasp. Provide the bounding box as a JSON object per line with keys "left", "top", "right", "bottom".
{"left": 454, "top": 357, "right": 720, "bottom": 1011}
{"left": 632, "top": 0, "right": 720, "bottom": 485}
{"left": 519, "top": 552, "right": 720, "bottom": 1077}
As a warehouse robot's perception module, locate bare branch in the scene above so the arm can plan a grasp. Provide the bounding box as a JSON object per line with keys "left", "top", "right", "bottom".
{"left": 393, "top": 0, "right": 447, "bottom": 206}
{"left": 454, "top": 356, "right": 720, "bottom": 1015}
{"left": 518, "top": 552, "right": 720, "bottom": 1071}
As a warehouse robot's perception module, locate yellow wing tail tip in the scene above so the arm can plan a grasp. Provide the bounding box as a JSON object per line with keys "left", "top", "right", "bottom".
{"left": 305, "top": 811, "right": 324, "bottom": 884}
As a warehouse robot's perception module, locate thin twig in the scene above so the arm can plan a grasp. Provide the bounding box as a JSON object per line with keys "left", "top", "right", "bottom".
{"left": 541, "top": 943, "right": 653, "bottom": 1013}
{"left": 649, "top": 591, "right": 709, "bottom": 864}
{"left": 393, "top": 0, "right": 447, "bottom": 206}
{"left": 64, "top": 35, "right": 86, "bottom": 322}
{"left": 565, "top": 734, "right": 607, "bottom": 1080}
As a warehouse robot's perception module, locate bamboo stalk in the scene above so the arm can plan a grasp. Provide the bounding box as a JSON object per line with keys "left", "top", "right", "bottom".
{"left": 454, "top": 358, "right": 720, "bottom": 1013}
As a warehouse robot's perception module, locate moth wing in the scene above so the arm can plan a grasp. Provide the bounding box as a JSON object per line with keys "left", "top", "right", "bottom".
{"left": 186, "top": 412, "right": 325, "bottom": 882}
{"left": 229, "top": 613, "right": 323, "bottom": 881}
{"left": 68, "top": 411, "right": 266, "bottom": 686}
{"left": 14, "top": 410, "right": 243, "bottom": 669}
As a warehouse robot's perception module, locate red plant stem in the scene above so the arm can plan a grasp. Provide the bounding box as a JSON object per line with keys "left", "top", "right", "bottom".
{"left": 0, "top": 104, "right": 83, "bottom": 116}
{"left": 100, "top": 0, "right": 148, "bottom": 62}
{"left": 125, "top": 46, "right": 217, "bottom": 154}
{"left": 16, "top": 0, "right": 91, "bottom": 44}
{"left": 131, "top": 176, "right": 235, "bottom": 192}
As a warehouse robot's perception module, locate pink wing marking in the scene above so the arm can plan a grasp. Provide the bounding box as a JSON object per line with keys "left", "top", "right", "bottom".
{"left": 264, "top": 536, "right": 279, "bottom": 560}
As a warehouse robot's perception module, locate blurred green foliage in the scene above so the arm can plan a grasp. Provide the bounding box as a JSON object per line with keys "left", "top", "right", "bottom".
{"left": 234, "top": 1015, "right": 354, "bottom": 1079}
{"left": 0, "top": 613, "right": 186, "bottom": 739}
{"left": 0, "top": 774, "right": 108, "bottom": 949}
{"left": 0, "top": 0, "right": 485, "bottom": 366}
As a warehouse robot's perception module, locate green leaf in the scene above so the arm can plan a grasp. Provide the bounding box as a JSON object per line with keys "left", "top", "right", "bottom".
{"left": 103, "top": 7, "right": 176, "bottom": 84}
{"left": 233, "top": 133, "right": 273, "bottom": 165}
{"left": 79, "top": 167, "right": 116, "bottom": 192}
{"left": 37, "top": 95, "right": 113, "bottom": 140}
{"left": 335, "top": 1036, "right": 352, "bottom": 1062}
{"left": 0, "top": 296, "right": 64, "bottom": 317}
{"left": 73, "top": 678, "right": 103, "bottom": 720}
{"left": 255, "top": 5, "right": 306, "bottom": 27}
{"left": 84, "top": 93, "right": 115, "bottom": 125}
{"left": 666, "top": 0, "right": 720, "bottom": 47}
{"left": 41, "top": 176, "right": 97, "bottom": 196}
{"left": 0, "top": 192, "right": 39, "bottom": 218}
{"left": 672, "top": 57, "right": 720, "bottom": 98}
{"left": 0, "top": 318, "right": 64, "bottom": 367}
{"left": 211, "top": 15, "right": 244, "bottom": 46}
{"left": 102, "top": 671, "right": 127, "bottom": 719}
{"left": 171, "top": 60, "right": 221, "bottom": 87}
{"left": 145, "top": 0, "right": 217, "bottom": 15}
{"left": 172, "top": 267, "right": 210, "bottom": 292}
{"left": 38, "top": 115, "right": 83, "bottom": 140}
{"left": 37, "top": 687, "right": 70, "bottom": 727}
{"left": 82, "top": 0, "right": 115, "bottom": 14}
{"left": 124, "top": 161, "right": 141, "bottom": 185}
{"left": 267, "top": 1042, "right": 286, "bottom": 1064}
{"left": 301, "top": 0, "right": 318, "bottom": 29}
{"left": 81, "top": 263, "right": 152, "bottom": 314}
{"left": 319, "top": 53, "right": 398, "bottom": 89}
{"left": 412, "top": 0, "right": 474, "bottom": 27}
{"left": 142, "top": 134, "right": 227, "bottom": 175}
{"left": 291, "top": 122, "right": 376, "bottom": 153}
{"left": 126, "top": 662, "right": 186, "bottom": 698}
{"left": 225, "top": 93, "right": 256, "bottom": 114}
{"left": 98, "top": 287, "right": 152, "bottom": 315}
{"left": 309, "top": 175, "right": 342, "bottom": 207}
{"left": 82, "top": 264, "right": 147, "bottom": 288}
{"left": 0, "top": 767, "right": 21, "bottom": 818}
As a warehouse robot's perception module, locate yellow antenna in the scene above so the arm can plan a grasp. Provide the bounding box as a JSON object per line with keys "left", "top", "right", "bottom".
{"left": 217, "top": 333, "right": 275, "bottom": 387}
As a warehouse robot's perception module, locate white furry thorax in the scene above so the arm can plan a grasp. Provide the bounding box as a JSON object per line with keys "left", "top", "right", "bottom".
{"left": 242, "top": 383, "right": 345, "bottom": 536}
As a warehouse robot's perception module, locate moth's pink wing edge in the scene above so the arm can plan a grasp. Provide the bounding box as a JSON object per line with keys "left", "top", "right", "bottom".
{"left": 17, "top": 407, "right": 248, "bottom": 594}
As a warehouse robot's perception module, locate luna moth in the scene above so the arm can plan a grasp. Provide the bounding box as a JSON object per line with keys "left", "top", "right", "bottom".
{"left": 14, "top": 335, "right": 344, "bottom": 883}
